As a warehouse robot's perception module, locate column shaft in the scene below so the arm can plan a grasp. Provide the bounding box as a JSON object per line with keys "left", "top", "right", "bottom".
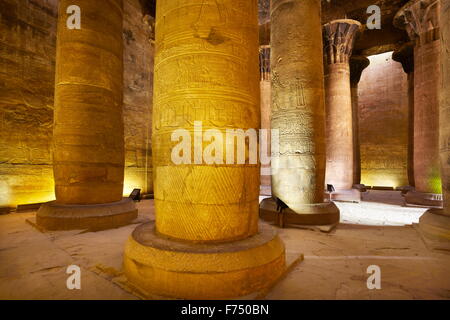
{"left": 395, "top": 0, "right": 443, "bottom": 206}
{"left": 124, "top": 0, "right": 285, "bottom": 299}
{"left": 393, "top": 42, "right": 415, "bottom": 187}
{"left": 260, "top": 0, "right": 339, "bottom": 230}
{"left": 441, "top": 0, "right": 450, "bottom": 215}
{"left": 349, "top": 56, "right": 370, "bottom": 187}
{"left": 260, "top": 46, "right": 272, "bottom": 195}
{"left": 152, "top": 0, "right": 260, "bottom": 242}
{"left": 271, "top": 0, "right": 327, "bottom": 206}
{"left": 414, "top": 41, "right": 441, "bottom": 194}
{"left": 36, "top": 0, "right": 137, "bottom": 231}
{"left": 325, "top": 62, "right": 353, "bottom": 190}
{"left": 323, "top": 19, "right": 362, "bottom": 196}
{"left": 54, "top": 0, "right": 125, "bottom": 204}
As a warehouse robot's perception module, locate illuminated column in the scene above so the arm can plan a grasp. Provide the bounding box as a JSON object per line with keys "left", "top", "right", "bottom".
{"left": 323, "top": 19, "right": 362, "bottom": 201}
{"left": 123, "top": 0, "right": 285, "bottom": 299}
{"left": 260, "top": 45, "right": 272, "bottom": 195}
{"left": 394, "top": 0, "right": 443, "bottom": 207}
{"left": 36, "top": 0, "right": 137, "bottom": 231}
{"left": 349, "top": 55, "right": 370, "bottom": 186}
{"left": 260, "top": 0, "right": 340, "bottom": 231}
{"left": 393, "top": 42, "right": 415, "bottom": 187}
{"left": 418, "top": 0, "right": 450, "bottom": 250}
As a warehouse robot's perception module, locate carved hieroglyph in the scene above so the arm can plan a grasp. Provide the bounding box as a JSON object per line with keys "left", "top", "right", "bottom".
{"left": 53, "top": 0, "right": 125, "bottom": 204}
{"left": 323, "top": 19, "right": 362, "bottom": 190}
{"left": 270, "top": 0, "right": 330, "bottom": 210}
{"left": 395, "top": 0, "right": 442, "bottom": 195}
{"left": 124, "top": 0, "right": 285, "bottom": 299}
{"left": 152, "top": 0, "right": 261, "bottom": 242}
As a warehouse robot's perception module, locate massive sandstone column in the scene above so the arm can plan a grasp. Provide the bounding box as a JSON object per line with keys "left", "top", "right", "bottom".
{"left": 36, "top": 0, "right": 137, "bottom": 231}
{"left": 123, "top": 0, "right": 285, "bottom": 299}
{"left": 393, "top": 42, "right": 415, "bottom": 188}
{"left": 349, "top": 55, "right": 370, "bottom": 187}
{"left": 323, "top": 19, "right": 362, "bottom": 202}
{"left": 418, "top": 0, "right": 450, "bottom": 250}
{"left": 260, "top": 0, "right": 340, "bottom": 231}
{"left": 260, "top": 45, "right": 272, "bottom": 196}
{"left": 394, "top": 0, "right": 443, "bottom": 207}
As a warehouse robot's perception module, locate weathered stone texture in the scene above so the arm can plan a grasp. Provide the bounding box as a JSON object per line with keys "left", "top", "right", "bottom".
{"left": 350, "top": 56, "right": 370, "bottom": 185}
{"left": 260, "top": 46, "right": 271, "bottom": 191}
{"left": 394, "top": 0, "right": 442, "bottom": 195}
{"left": 123, "top": 0, "right": 154, "bottom": 195}
{"left": 152, "top": 0, "right": 261, "bottom": 242}
{"left": 0, "top": 0, "right": 57, "bottom": 207}
{"left": 0, "top": 0, "right": 154, "bottom": 207}
{"left": 358, "top": 52, "right": 409, "bottom": 188}
{"left": 323, "top": 19, "right": 361, "bottom": 191}
{"left": 271, "top": 0, "right": 328, "bottom": 207}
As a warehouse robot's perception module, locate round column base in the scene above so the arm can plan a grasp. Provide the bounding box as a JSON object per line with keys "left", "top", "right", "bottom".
{"left": 417, "top": 209, "right": 450, "bottom": 252}
{"left": 123, "top": 222, "right": 286, "bottom": 299}
{"left": 260, "top": 198, "right": 340, "bottom": 232}
{"left": 405, "top": 191, "right": 443, "bottom": 207}
{"left": 36, "top": 198, "right": 138, "bottom": 231}
{"left": 329, "top": 188, "right": 361, "bottom": 203}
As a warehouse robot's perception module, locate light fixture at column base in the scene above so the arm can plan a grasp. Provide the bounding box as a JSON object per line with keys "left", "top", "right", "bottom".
{"left": 405, "top": 191, "right": 443, "bottom": 208}
{"left": 417, "top": 209, "right": 450, "bottom": 252}
{"left": 260, "top": 198, "right": 340, "bottom": 232}
{"left": 123, "top": 222, "right": 286, "bottom": 299}
{"left": 36, "top": 198, "right": 138, "bottom": 231}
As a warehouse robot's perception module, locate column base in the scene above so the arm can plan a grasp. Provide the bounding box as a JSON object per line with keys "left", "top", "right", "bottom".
{"left": 36, "top": 198, "right": 138, "bottom": 231}
{"left": 259, "top": 198, "right": 340, "bottom": 232}
{"left": 123, "top": 222, "right": 286, "bottom": 299}
{"left": 417, "top": 209, "right": 450, "bottom": 252}
{"left": 353, "top": 184, "right": 368, "bottom": 192}
{"left": 405, "top": 191, "right": 443, "bottom": 207}
{"left": 328, "top": 188, "right": 361, "bottom": 203}
{"left": 396, "top": 185, "right": 415, "bottom": 196}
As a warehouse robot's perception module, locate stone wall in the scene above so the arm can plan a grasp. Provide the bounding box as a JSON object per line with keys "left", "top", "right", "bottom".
{"left": 0, "top": 0, "right": 154, "bottom": 208}
{"left": 0, "top": 0, "right": 57, "bottom": 208}
{"left": 358, "top": 51, "right": 409, "bottom": 188}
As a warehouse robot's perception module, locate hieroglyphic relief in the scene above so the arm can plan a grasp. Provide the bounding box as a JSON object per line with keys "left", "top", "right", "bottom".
{"left": 153, "top": 0, "right": 261, "bottom": 242}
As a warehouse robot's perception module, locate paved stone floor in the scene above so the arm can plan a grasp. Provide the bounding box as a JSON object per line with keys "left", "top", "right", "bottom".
{"left": 0, "top": 192, "right": 449, "bottom": 300}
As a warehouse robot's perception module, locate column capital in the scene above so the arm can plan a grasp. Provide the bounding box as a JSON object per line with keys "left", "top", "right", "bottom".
{"left": 323, "top": 19, "right": 363, "bottom": 65}
{"left": 259, "top": 45, "right": 270, "bottom": 81}
{"left": 392, "top": 42, "right": 415, "bottom": 74}
{"left": 393, "top": 0, "right": 440, "bottom": 45}
{"left": 349, "top": 55, "right": 370, "bottom": 85}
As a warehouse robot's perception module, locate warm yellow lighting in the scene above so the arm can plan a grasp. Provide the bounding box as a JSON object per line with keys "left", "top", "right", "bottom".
{"left": 361, "top": 172, "right": 401, "bottom": 189}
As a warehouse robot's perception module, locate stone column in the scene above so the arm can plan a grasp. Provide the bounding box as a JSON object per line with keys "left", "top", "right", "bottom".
{"left": 393, "top": 42, "right": 415, "bottom": 188}
{"left": 323, "top": 19, "right": 362, "bottom": 202}
{"left": 260, "top": 45, "right": 272, "bottom": 196}
{"left": 123, "top": 0, "right": 285, "bottom": 299}
{"left": 349, "top": 55, "right": 370, "bottom": 187}
{"left": 36, "top": 0, "right": 137, "bottom": 231}
{"left": 418, "top": 0, "right": 450, "bottom": 250}
{"left": 394, "top": 0, "right": 443, "bottom": 207}
{"left": 260, "top": 0, "right": 340, "bottom": 232}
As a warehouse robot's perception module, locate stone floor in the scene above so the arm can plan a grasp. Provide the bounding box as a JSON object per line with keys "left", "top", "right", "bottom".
{"left": 0, "top": 191, "right": 449, "bottom": 300}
